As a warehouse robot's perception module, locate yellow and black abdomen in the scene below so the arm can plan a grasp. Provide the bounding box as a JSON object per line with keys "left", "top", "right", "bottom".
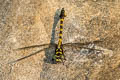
{"left": 52, "top": 8, "right": 66, "bottom": 63}
{"left": 58, "top": 18, "right": 64, "bottom": 48}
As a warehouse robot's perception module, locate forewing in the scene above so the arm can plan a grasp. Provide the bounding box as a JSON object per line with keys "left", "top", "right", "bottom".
{"left": 14, "top": 43, "right": 57, "bottom": 50}
{"left": 10, "top": 43, "right": 57, "bottom": 64}
{"left": 63, "top": 40, "right": 103, "bottom": 52}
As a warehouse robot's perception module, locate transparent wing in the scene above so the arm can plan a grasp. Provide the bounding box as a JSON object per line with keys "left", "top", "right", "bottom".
{"left": 63, "top": 40, "right": 103, "bottom": 51}
{"left": 9, "top": 43, "right": 57, "bottom": 64}
{"left": 9, "top": 48, "right": 46, "bottom": 64}
{"left": 63, "top": 39, "right": 103, "bottom": 46}
{"left": 10, "top": 40, "right": 103, "bottom": 64}
{"left": 14, "top": 43, "right": 57, "bottom": 50}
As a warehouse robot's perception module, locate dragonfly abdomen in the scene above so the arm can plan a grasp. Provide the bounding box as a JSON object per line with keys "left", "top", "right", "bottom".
{"left": 58, "top": 18, "right": 64, "bottom": 48}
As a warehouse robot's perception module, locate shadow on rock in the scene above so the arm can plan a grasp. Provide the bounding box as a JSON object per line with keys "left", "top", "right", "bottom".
{"left": 44, "top": 9, "right": 60, "bottom": 64}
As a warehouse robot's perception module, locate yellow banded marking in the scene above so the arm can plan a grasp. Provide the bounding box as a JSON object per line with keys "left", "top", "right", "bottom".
{"left": 56, "top": 52, "right": 59, "bottom": 54}
{"left": 60, "top": 29, "right": 63, "bottom": 31}
{"left": 60, "top": 24, "right": 63, "bottom": 26}
{"left": 59, "top": 40, "right": 62, "bottom": 43}
{"left": 59, "top": 38, "right": 62, "bottom": 41}
{"left": 56, "top": 52, "right": 62, "bottom": 54}
{"left": 60, "top": 49, "right": 62, "bottom": 51}
{"left": 60, "top": 52, "right": 62, "bottom": 54}
{"left": 56, "top": 49, "right": 58, "bottom": 51}
{"left": 60, "top": 19, "right": 64, "bottom": 21}
{"left": 58, "top": 42, "right": 62, "bottom": 47}
{"left": 56, "top": 59, "right": 61, "bottom": 62}
{"left": 58, "top": 41, "right": 61, "bottom": 44}
{"left": 56, "top": 59, "right": 59, "bottom": 61}
{"left": 56, "top": 55, "right": 60, "bottom": 57}
{"left": 58, "top": 42, "right": 62, "bottom": 46}
{"left": 59, "top": 34, "right": 62, "bottom": 36}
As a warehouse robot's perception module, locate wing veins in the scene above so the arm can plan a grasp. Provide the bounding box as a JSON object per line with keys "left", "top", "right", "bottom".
{"left": 9, "top": 48, "right": 46, "bottom": 64}
{"left": 15, "top": 43, "right": 55, "bottom": 50}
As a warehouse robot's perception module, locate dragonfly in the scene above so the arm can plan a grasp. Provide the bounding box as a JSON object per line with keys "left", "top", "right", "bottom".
{"left": 9, "top": 8, "right": 104, "bottom": 65}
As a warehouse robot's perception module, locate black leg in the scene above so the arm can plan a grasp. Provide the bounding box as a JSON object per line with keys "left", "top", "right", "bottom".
{"left": 62, "top": 59, "right": 64, "bottom": 65}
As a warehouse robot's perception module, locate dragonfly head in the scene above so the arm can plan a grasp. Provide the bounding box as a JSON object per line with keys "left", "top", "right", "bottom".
{"left": 60, "top": 8, "right": 66, "bottom": 18}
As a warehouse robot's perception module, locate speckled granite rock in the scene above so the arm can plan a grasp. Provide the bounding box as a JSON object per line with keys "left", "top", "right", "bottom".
{"left": 0, "top": 0, "right": 120, "bottom": 80}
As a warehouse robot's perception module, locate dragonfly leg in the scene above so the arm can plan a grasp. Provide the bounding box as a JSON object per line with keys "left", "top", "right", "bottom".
{"left": 61, "top": 59, "right": 64, "bottom": 65}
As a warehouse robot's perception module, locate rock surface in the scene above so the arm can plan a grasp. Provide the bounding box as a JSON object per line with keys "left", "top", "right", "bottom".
{"left": 0, "top": 0, "right": 120, "bottom": 80}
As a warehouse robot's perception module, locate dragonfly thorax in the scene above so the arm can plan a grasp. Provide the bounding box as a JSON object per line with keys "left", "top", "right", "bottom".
{"left": 52, "top": 47, "right": 65, "bottom": 63}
